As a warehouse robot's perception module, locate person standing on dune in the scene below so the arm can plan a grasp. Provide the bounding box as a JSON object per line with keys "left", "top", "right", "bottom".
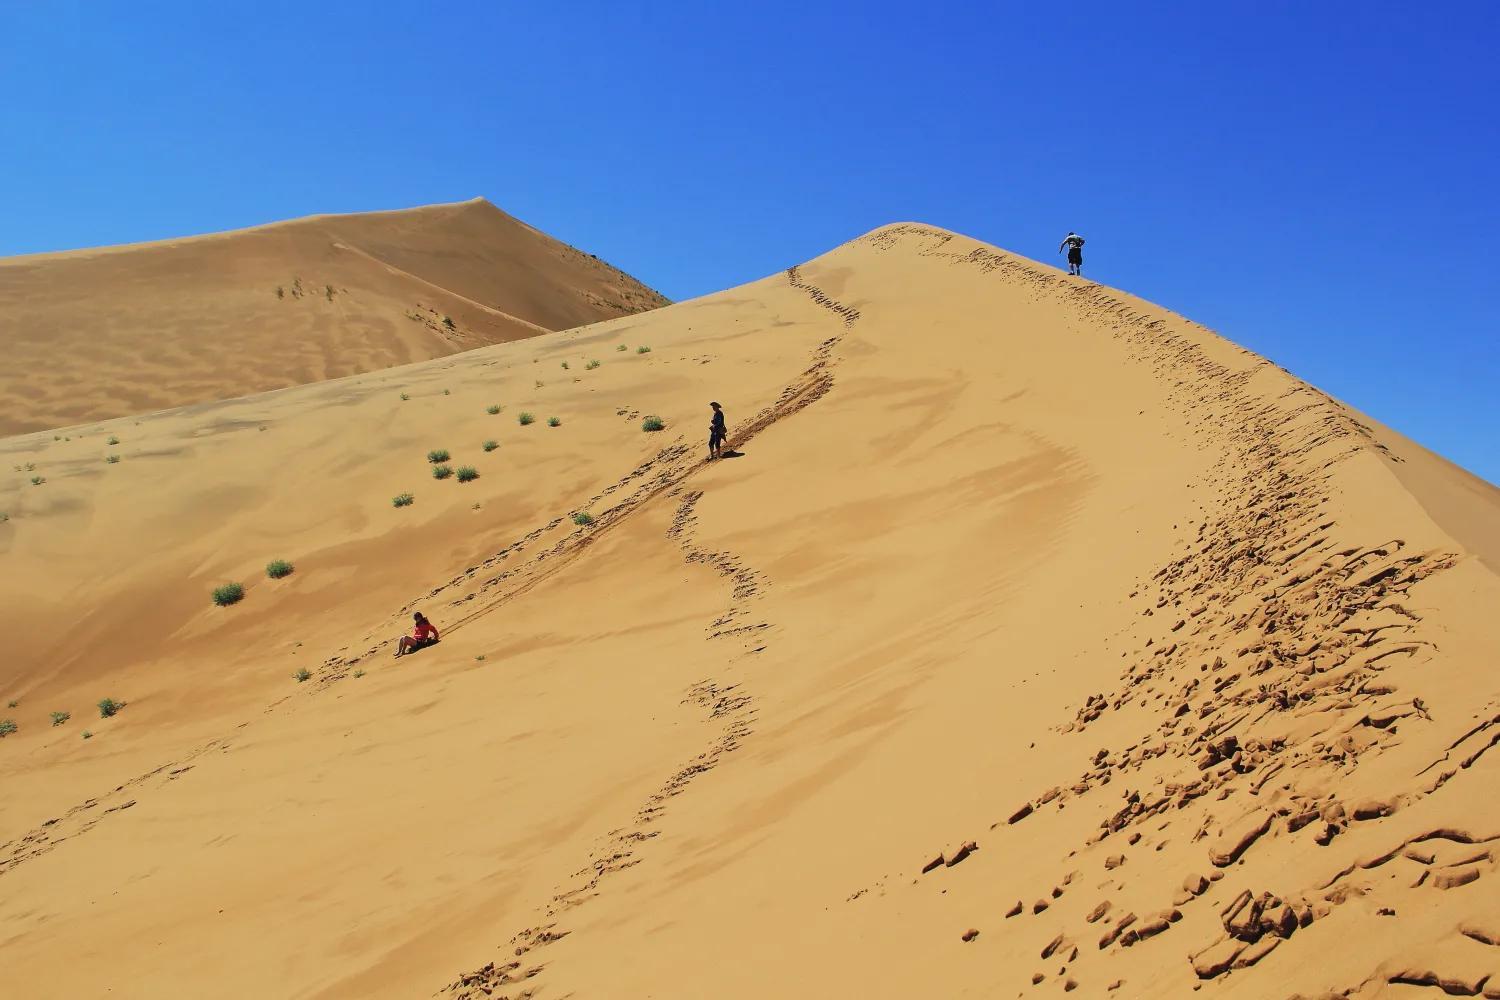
{"left": 709, "top": 401, "right": 727, "bottom": 460}
{"left": 1059, "top": 231, "right": 1085, "bottom": 276}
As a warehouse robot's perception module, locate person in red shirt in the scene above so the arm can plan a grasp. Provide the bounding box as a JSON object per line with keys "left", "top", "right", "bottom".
{"left": 395, "top": 611, "right": 440, "bottom": 657}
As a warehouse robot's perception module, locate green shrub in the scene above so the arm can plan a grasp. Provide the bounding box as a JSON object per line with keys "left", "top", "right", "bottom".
{"left": 212, "top": 582, "right": 245, "bottom": 606}
{"left": 482, "top": 440, "right": 498, "bottom": 452}
{"left": 426, "top": 449, "right": 451, "bottom": 464}
{"left": 560, "top": 361, "right": 570, "bottom": 370}
{"left": 50, "top": 710, "right": 69, "bottom": 727}
{"left": 107, "top": 435, "right": 119, "bottom": 446}
{"left": 353, "top": 670, "right": 365, "bottom": 678}
{"left": 475, "top": 654, "right": 486, "bottom": 662}
{"left": 106, "top": 455, "right": 120, "bottom": 464}
{"left": 534, "top": 379, "right": 544, "bottom": 389}
{"left": 97, "top": 698, "right": 124, "bottom": 719}
{"left": 400, "top": 392, "right": 410, "bottom": 401}
{"left": 572, "top": 512, "right": 595, "bottom": 526}
{"left": 443, "top": 315, "right": 455, "bottom": 330}
{"left": 266, "top": 559, "right": 295, "bottom": 579}
{"left": 642, "top": 415, "right": 666, "bottom": 432}
{"left": 585, "top": 359, "right": 601, "bottom": 370}
{"left": 547, "top": 416, "right": 561, "bottom": 427}
{"left": 455, "top": 466, "right": 479, "bottom": 483}
{"left": 5, "top": 700, "right": 15, "bottom": 708}
{"left": 0, "top": 512, "right": 9, "bottom": 523}
{"left": 616, "top": 344, "right": 628, "bottom": 352}
{"left": 30, "top": 476, "right": 45, "bottom": 486}
{"left": 0, "top": 719, "right": 16, "bottom": 737}
{"left": 432, "top": 465, "right": 453, "bottom": 480}
{"left": 518, "top": 412, "right": 535, "bottom": 426}
{"left": 294, "top": 668, "right": 312, "bottom": 683}
{"left": 392, "top": 493, "right": 415, "bottom": 508}
{"left": 636, "top": 346, "right": 652, "bottom": 354}
{"left": 82, "top": 730, "right": 92, "bottom": 739}
{"left": 486, "top": 404, "right": 501, "bottom": 415}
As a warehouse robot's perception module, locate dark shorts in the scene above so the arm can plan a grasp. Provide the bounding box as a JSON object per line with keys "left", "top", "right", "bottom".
{"left": 1067, "top": 247, "right": 1083, "bottom": 265}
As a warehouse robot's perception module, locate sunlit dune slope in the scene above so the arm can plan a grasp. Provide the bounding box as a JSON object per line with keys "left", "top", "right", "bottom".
{"left": 0, "top": 197, "right": 668, "bottom": 434}
{"left": 1, "top": 224, "right": 1498, "bottom": 999}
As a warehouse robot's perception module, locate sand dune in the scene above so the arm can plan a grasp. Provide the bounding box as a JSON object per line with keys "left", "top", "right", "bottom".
{"left": 1, "top": 224, "right": 1497, "bottom": 999}
{"left": 0, "top": 198, "right": 669, "bottom": 435}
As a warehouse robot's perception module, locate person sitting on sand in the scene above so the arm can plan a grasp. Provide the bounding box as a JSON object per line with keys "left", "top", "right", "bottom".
{"left": 709, "top": 401, "right": 727, "bottom": 460}
{"left": 1059, "top": 231, "right": 1085, "bottom": 276}
{"left": 395, "top": 612, "right": 440, "bottom": 657}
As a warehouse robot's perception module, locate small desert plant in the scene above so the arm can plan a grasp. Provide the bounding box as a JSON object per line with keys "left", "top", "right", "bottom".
{"left": 5, "top": 700, "right": 15, "bottom": 708}
{"left": 0, "top": 512, "right": 9, "bottom": 523}
{"left": 107, "top": 435, "right": 119, "bottom": 446}
{"left": 585, "top": 359, "right": 601, "bottom": 370}
{"left": 475, "top": 654, "right": 486, "bottom": 661}
{"left": 486, "top": 404, "right": 501, "bottom": 415}
{"left": 636, "top": 345, "right": 652, "bottom": 354}
{"left": 325, "top": 284, "right": 334, "bottom": 301}
{"left": 292, "top": 277, "right": 302, "bottom": 296}
{"left": 50, "top": 710, "right": 69, "bottom": 727}
{"left": 0, "top": 719, "right": 16, "bottom": 737}
{"left": 400, "top": 392, "right": 411, "bottom": 402}
{"left": 547, "top": 416, "right": 561, "bottom": 427}
{"left": 392, "top": 493, "right": 415, "bottom": 508}
{"left": 534, "top": 379, "right": 544, "bottom": 389}
{"left": 560, "top": 360, "right": 569, "bottom": 370}
{"left": 432, "top": 464, "right": 453, "bottom": 480}
{"left": 616, "top": 344, "right": 628, "bottom": 352}
{"left": 443, "top": 388, "right": 450, "bottom": 395}
{"left": 266, "top": 559, "right": 295, "bottom": 579}
{"left": 455, "top": 466, "right": 479, "bottom": 482}
{"left": 106, "top": 455, "right": 120, "bottom": 464}
{"left": 443, "top": 315, "right": 455, "bottom": 330}
{"left": 82, "top": 730, "right": 92, "bottom": 739}
{"left": 30, "top": 476, "right": 45, "bottom": 486}
{"left": 212, "top": 582, "right": 245, "bottom": 606}
{"left": 353, "top": 669, "right": 365, "bottom": 678}
{"left": 294, "top": 668, "right": 312, "bottom": 683}
{"left": 482, "top": 440, "right": 498, "bottom": 452}
{"left": 426, "top": 448, "right": 451, "bottom": 464}
{"left": 572, "top": 511, "right": 595, "bottom": 526}
{"left": 276, "top": 286, "right": 285, "bottom": 299}
{"left": 642, "top": 415, "right": 666, "bottom": 432}
{"left": 97, "top": 698, "right": 124, "bottom": 719}
{"left": 24, "top": 462, "right": 35, "bottom": 471}
{"left": 518, "top": 412, "right": 535, "bottom": 426}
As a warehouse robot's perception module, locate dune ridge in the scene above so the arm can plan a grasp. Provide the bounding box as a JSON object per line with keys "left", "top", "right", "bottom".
{"left": 0, "top": 198, "right": 669, "bottom": 435}
{"left": 1, "top": 223, "right": 1497, "bottom": 998}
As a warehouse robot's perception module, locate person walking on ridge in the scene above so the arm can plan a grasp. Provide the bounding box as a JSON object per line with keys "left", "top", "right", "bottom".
{"left": 1059, "top": 231, "right": 1085, "bottom": 276}
{"left": 708, "top": 401, "right": 727, "bottom": 460}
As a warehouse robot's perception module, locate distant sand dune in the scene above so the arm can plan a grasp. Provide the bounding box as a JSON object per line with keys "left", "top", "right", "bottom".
{"left": 0, "top": 198, "right": 668, "bottom": 434}
{"left": 1, "top": 223, "right": 1497, "bottom": 999}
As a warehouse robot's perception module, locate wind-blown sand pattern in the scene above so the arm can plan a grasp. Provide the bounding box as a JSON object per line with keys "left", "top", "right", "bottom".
{"left": 1, "top": 224, "right": 1497, "bottom": 998}
{"left": 0, "top": 198, "right": 668, "bottom": 435}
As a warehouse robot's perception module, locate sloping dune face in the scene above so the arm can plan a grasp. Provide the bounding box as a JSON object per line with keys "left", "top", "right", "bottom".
{"left": 2, "top": 225, "right": 1498, "bottom": 999}
{"left": 0, "top": 198, "right": 669, "bottom": 434}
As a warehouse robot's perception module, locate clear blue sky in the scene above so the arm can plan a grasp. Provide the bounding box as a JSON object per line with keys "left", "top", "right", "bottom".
{"left": 3, "top": 2, "right": 1496, "bottom": 482}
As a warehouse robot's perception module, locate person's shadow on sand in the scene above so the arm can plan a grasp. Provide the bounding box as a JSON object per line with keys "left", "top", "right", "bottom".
{"left": 718, "top": 449, "right": 745, "bottom": 459}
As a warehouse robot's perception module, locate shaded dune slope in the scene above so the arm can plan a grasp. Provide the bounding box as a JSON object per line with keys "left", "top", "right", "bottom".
{"left": 0, "top": 198, "right": 669, "bottom": 434}
{"left": 1, "top": 224, "right": 1497, "bottom": 999}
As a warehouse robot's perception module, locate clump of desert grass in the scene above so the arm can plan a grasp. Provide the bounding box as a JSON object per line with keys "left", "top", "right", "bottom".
{"left": 97, "top": 698, "right": 124, "bottom": 719}
{"left": 585, "top": 359, "right": 601, "bottom": 370}
{"left": 572, "top": 511, "right": 595, "bottom": 526}
{"left": 294, "top": 668, "right": 312, "bottom": 683}
{"left": 455, "top": 466, "right": 479, "bottom": 483}
{"left": 636, "top": 345, "right": 652, "bottom": 354}
{"left": 642, "top": 415, "right": 666, "bottom": 432}
{"left": 427, "top": 448, "right": 451, "bottom": 464}
{"left": 482, "top": 440, "right": 499, "bottom": 452}
{"left": 212, "top": 582, "right": 245, "bottom": 607}
{"left": 487, "top": 404, "right": 501, "bottom": 415}
{"left": 106, "top": 455, "right": 121, "bottom": 464}
{"left": 392, "top": 493, "right": 415, "bottom": 508}
{"left": 50, "top": 710, "right": 70, "bottom": 727}
{"left": 547, "top": 416, "right": 561, "bottom": 427}
{"left": 0, "top": 719, "right": 17, "bottom": 738}
{"left": 518, "top": 412, "right": 535, "bottom": 426}
{"left": 432, "top": 465, "right": 454, "bottom": 480}
{"left": 266, "top": 559, "right": 295, "bottom": 579}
